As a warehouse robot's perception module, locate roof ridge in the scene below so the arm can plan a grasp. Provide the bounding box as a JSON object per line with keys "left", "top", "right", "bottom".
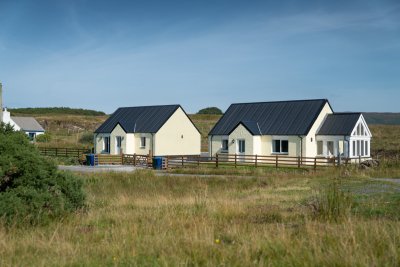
{"left": 118, "top": 104, "right": 180, "bottom": 109}
{"left": 331, "top": 112, "right": 362, "bottom": 115}
{"left": 230, "top": 99, "right": 328, "bottom": 106}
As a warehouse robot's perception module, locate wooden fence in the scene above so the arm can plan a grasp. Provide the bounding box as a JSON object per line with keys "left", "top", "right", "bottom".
{"left": 95, "top": 154, "right": 151, "bottom": 167}
{"left": 39, "top": 147, "right": 91, "bottom": 158}
{"left": 163, "top": 153, "right": 353, "bottom": 170}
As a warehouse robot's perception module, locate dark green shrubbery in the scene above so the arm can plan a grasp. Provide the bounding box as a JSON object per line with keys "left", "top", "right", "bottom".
{"left": 36, "top": 132, "right": 52, "bottom": 143}
{"left": 197, "top": 107, "right": 223, "bottom": 115}
{"left": 0, "top": 123, "right": 85, "bottom": 226}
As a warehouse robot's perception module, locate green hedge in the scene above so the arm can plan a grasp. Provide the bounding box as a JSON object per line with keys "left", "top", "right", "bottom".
{"left": 0, "top": 123, "right": 85, "bottom": 226}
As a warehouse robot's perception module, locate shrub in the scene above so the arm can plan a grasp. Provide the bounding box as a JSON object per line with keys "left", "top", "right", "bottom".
{"left": 197, "top": 107, "right": 223, "bottom": 115}
{"left": 0, "top": 123, "right": 85, "bottom": 226}
{"left": 79, "top": 132, "right": 94, "bottom": 145}
{"left": 36, "top": 133, "right": 52, "bottom": 142}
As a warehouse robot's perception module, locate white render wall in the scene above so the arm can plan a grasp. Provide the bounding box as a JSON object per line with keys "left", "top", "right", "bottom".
{"left": 154, "top": 107, "right": 201, "bottom": 156}
{"left": 303, "top": 102, "right": 334, "bottom": 157}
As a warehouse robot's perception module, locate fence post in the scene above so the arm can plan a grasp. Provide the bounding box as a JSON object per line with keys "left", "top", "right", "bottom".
{"left": 65, "top": 148, "right": 68, "bottom": 157}
{"left": 297, "top": 156, "right": 300, "bottom": 168}
{"left": 235, "top": 154, "right": 237, "bottom": 168}
{"left": 255, "top": 154, "right": 258, "bottom": 168}
{"left": 56, "top": 148, "right": 58, "bottom": 157}
{"left": 359, "top": 155, "right": 361, "bottom": 165}
{"left": 216, "top": 154, "right": 219, "bottom": 168}
{"left": 275, "top": 155, "right": 278, "bottom": 169}
{"left": 197, "top": 155, "right": 200, "bottom": 167}
{"left": 182, "top": 156, "right": 184, "bottom": 167}
{"left": 133, "top": 153, "right": 136, "bottom": 166}
{"left": 121, "top": 153, "right": 124, "bottom": 165}
{"left": 314, "top": 158, "right": 317, "bottom": 171}
{"left": 333, "top": 156, "right": 336, "bottom": 167}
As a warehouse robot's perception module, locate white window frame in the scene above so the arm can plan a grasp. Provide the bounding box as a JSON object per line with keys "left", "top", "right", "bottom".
{"left": 238, "top": 139, "right": 245, "bottom": 153}
{"left": 140, "top": 136, "right": 146, "bottom": 148}
{"left": 317, "top": 140, "right": 323, "bottom": 156}
{"left": 221, "top": 138, "right": 229, "bottom": 152}
{"left": 103, "top": 136, "right": 110, "bottom": 154}
{"left": 272, "top": 139, "right": 289, "bottom": 154}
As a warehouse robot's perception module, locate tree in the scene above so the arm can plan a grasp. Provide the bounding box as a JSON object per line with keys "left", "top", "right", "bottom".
{"left": 0, "top": 123, "right": 85, "bottom": 226}
{"left": 197, "top": 107, "right": 223, "bottom": 115}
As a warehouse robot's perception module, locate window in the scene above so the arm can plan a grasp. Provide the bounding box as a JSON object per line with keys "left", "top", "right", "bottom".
{"left": 317, "top": 141, "right": 323, "bottom": 155}
{"left": 28, "top": 133, "right": 36, "bottom": 141}
{"left": 365, "top": 140, "right": 369, "bottom": 156}
{"left": 352, "top": 141, "right": 356, "bottom": 157}
{"left": 221, "top": 139, "right": 229, "bottom": 152}
{"left": 103, "top": 136, "right": 110, "bottom": 153}
{"left": 116, "top": 136, "right": 122, "bottom": 154}
{"left": 327, "top": 141, "right": 334, "bottom": 156}
{"left": 272, "top": 140, "right": 288, "bottom": 154}
{"left": 361, "top": 141, "right": 364, "bottom": 156}
{"left": 238, "top": 139, "right": 245, "bottom": 153}
{"left": 140, "top": 136, "right": 146, "bottom": 148}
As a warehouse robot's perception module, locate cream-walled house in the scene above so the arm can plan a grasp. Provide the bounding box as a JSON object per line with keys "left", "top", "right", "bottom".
{"left": 94, "top": 105, "right": 201, "bottom": 156}
{"left": 208, "top": 99, "right": 371, "bottom": 160}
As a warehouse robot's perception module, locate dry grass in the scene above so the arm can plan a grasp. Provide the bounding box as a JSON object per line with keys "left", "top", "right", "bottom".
{"left": 1, "top": 170, "right": 399, "bottom": 266}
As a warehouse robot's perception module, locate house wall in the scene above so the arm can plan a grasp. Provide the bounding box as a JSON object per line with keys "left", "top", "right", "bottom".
{"left": 154, "top": 107, "right": 201, "bottom": 156}
{"left": 134, "top": 133, "right": 153, "bottom": 155}
{"left": 304, "top": 102, "right": 334, "bottom": 157}
{"left": 209, "top": 133, "right": 302, "bottom": 157}
{"left": 228, "top": 124, "right": 254, "bottom": 155}
{"left": 94, "top": 124, "right": 127, "bottom": 154}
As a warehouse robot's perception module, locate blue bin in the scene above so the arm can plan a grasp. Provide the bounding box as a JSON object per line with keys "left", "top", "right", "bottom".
{"left": 153, "top": 157, "right": 163, "bottom": 170}
{"left": 86, "top": 154, "right": 96, "bottom": 166}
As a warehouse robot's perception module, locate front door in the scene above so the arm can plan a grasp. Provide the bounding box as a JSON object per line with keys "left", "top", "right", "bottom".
{"left": 116, "top": 136, "right": 122, "bottom": 154}
{"left": 237, "top": 139, "right": 245, "bottom": 161}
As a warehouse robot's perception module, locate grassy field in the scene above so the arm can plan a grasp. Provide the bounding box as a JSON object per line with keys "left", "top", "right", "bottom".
{"left": 1, "top": 169, "right": 399, "bottom": 266}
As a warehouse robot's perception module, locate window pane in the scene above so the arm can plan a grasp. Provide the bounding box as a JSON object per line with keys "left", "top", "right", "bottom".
{"left": 365, "top": 140, "right": 368, "bottom": 156}
{"left": 317, "top": 141, "right": 323, "bottom": 155}
{"left": 273, "top": 140, "right": 280, "bottom": 153}
{"left": 238, "top": 140, "right": 245, "bottom": 153}
{"left": 361, "top": 140, "right": 364, "bottom": 156}
{"left": 281, "top": 140, "right": 288, "bottom": 153}
{"left": 352, "top": 141, "right": 356, "bottom": 157}
{"left": 327, "top": 141, "right": 334, "bottom": 156}
{"left": 357, "top": 140, "right": 360, "bottom": 156}
{"left": 222, "top": 139, "right": 228, "bottom": 151}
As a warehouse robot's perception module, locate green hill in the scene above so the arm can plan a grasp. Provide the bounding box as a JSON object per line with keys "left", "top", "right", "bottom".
{"left": 363, "top": 112, "right": 400, "bottom": 125}
{"left": 9, "top": 107, "right": 106, "bottom": 116}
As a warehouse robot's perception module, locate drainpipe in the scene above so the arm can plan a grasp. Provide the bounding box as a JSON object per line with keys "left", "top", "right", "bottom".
{"left": 298, "top": 135, "right": 303, "bottom": 160}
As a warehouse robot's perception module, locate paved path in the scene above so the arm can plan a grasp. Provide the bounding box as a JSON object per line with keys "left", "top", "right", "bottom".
{"left": 58, "top": 165, "right": 139, "bottom": 173}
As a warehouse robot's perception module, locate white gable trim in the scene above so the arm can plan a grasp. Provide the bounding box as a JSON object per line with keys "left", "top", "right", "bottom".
{"left": 351, "top": 114, "right": 372, "bottom": 138}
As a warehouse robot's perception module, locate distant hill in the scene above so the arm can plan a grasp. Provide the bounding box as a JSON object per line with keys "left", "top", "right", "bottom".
{"left": 363, "top": 112, "right": 400, "bottom": 125}
{"left": 9, "top": 107, "right": 106, "bottom": 116}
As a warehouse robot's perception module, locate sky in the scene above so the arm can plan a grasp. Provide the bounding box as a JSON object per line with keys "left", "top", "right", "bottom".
{"left": 0, "top": 0, "right": 399, "bottom": 114}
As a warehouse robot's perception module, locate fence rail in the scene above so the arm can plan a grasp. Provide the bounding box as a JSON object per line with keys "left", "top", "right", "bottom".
{"left": 163, "top": 153, "right": 361, "bottom": 170}
{"left": 39, "top": 147, "right": 91, "bottom": 158}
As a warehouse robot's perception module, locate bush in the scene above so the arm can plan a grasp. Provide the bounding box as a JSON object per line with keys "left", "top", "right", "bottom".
{"left": 79, "top": 132, "right": 94, "bottom": 145}
{"left": 36, "top": 133, "right": 52, "bottom": 142}
{"left": 0, "top": 123, "right": 85, "bottom": 226}
{"left": 197, "top": 107, "right": 223, "bottom": 115}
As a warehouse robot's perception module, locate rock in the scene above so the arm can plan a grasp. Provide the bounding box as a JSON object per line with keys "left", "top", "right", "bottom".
{"left": 360, "top": 159, "right": 380, "bottom": 169}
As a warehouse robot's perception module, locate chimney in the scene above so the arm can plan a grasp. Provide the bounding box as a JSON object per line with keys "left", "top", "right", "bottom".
{"left": 0, "top": 82, "right": 3, "bottom": 123}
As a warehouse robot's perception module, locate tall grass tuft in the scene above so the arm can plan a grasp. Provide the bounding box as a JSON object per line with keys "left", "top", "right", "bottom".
{"left": 310, "top": 179, "right": 353, "bottom": 222}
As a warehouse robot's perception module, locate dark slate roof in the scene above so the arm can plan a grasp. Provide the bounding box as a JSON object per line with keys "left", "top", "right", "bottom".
{"left": 230, "top": 120, "right": 262, "bottom": 135}
{"left": 317, "top": 113, "right": 361, "bottom": 135}
{"left": 209, "top": 99, "right": 331, "bottom": 136}
{"left": 11, "top": 117, "right": 45, "bottom": 132}
{"left": 95, "top": 105, "right": 181, "bottom": 133}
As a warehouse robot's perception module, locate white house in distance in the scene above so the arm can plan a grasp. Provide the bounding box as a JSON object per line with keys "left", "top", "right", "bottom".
{"left": 208, "top": 99, "right": 371, "bottom": 160}
{"left": 94, "top": 105, "right": 201, "bottom": 156}
{"left": 0, "top": 83, "right": 45, "bottom": 140}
